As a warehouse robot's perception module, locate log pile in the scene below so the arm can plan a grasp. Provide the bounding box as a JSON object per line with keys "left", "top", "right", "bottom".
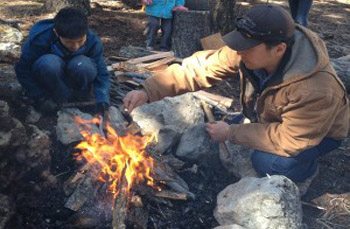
{"left": 107, "top": 46, "right": 234, "bottom": 114}
{"left": 107, "top": 47, "right": 180, "bottom": 106}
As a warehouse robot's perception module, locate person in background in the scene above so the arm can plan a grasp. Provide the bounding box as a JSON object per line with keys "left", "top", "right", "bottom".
{"left": 142, "top": 0, "right": 188, "bottom": 51}
{"left": 15, "top": 7, "right": 110, "bottom": 115}
{"left": 123, "top": 4, "right": 349, "bottom": 194}
{"left": 288, "top": 0, "right": 313, "bottom": 27}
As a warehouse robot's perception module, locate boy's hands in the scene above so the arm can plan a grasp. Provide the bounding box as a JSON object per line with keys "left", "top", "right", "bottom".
{"left": 172, "top": 5, "right": 189, "bottom": 11}
{"left": 96, "top": 102, "right": 109, "bottom": 116}
{"left": 123, "top": 89, "right": 149, "bottom": 113}
{"left": 142, "top": 0, "right": 152, "bottom": 5}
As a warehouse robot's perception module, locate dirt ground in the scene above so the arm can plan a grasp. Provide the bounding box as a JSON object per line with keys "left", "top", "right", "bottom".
{"left": 0, "top": 0, "right": 349, "bottom": 228}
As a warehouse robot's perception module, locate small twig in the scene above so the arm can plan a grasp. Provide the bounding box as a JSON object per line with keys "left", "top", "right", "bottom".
{"left": 301, "top": 201, "right": 327, "bottom": 210}
{"left": 55, "top": 170, "right": 71, "bottom": 178}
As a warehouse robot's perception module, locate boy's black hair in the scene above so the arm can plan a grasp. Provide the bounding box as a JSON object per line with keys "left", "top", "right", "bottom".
{"left": 54, "top": 7, "right": 88, "bottom": 39}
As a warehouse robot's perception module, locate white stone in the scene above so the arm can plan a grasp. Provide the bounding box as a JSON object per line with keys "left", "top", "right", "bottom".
{"left": 214, "top": 175, "right": 302, "bottom": 229}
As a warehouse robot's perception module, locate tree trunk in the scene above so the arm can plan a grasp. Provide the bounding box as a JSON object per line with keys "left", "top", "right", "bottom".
{"left": 172, "top": 0, "right": 238, "bottom": 58}
{"left": 43, "top": 0, "right": 91, "bottom": 15}
{"left": 210, "top": 0, "right": 238, "bottom": 35}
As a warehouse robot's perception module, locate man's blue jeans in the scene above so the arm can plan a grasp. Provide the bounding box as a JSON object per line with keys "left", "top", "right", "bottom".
{"left": 146, "top": 16, "right": 173, "bottom": 51}
{"left": 288, "top": 0, "right": 313, "bottom": 27}
{"left": 32, "top": 54, "right": 97, "bottom": 103}
{"left": 251, "top": 138, "right": 341, "bottom": 182}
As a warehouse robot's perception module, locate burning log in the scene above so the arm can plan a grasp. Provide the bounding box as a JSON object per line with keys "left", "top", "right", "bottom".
{"left": 151, "top": 156, "right": 195, "bottom": 200}
{"left": 112, "top": 167, "right": 129, "bottom": 229}
{"left": 63, "top": 115, "right": 108, "bottom": 211}
{"left": 65, "top": 176, "right": 96, "bottom": 211}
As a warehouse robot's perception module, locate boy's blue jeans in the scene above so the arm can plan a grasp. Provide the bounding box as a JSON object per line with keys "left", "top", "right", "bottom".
{"left": 251, "top": 137, "right": 341, "bottom": 182}
{"left": 146, "top": 16, "right": 172, "bottom": 51}
{"left": 32, "top": 54, "right": 97, "bottom": 103}
{"left": 288, "top": 0, "right": 313, "bottom": 27}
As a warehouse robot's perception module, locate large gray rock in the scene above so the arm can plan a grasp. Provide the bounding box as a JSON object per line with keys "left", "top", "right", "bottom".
{"left": 0, "top": 100, "right": 27, "bottom": 150}
{"left": 214, "top": 175, "right": 302, "bottom": 229}
{"left": 0, "top": 43, "right": 21, "bottom": 63}
{"left": 131, "top": 93, "right": 204, "bottom": 137}
{"left": 56, "top": 108, "right": 99, "bottom": 145}
{"left": 214, "top": 225, "right": 247, "bottom": 229}
{"left": 25, "top": 106, "right": 41, "bottom": 124}
{"left": 332, "top": 55, "right": 350, "bottom": 93}
{"left": 0, "top": 100, "right": 9, "bottom": 117}
{"left": 154, "top": 127, "right": 181, "bottom": 154}
{"left": 0, "top": 24, "right": 23, "bottom": 43}
{"left": 0, "top": 64, "right": 21, "bottom": 99}
{"left": 176, "top": 123, "right": 218, "bottom": 161}
{"left": 23, "top": 125, "right": 51, "bottom": 169}
{"left": 0, "top": 23, "right": 23, "bottom": 63}
{"left": 220, "top": 142, "right": 257, "bottom": 178}
{"left": 0, "top": 194, "right": 13, "bottom": 229}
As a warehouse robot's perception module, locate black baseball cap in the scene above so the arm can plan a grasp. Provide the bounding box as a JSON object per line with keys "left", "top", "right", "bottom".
{"left": 223, "top": 4, "right": 295, "bottom": 51}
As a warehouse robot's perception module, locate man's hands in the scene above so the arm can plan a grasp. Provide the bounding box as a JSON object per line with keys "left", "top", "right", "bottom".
{"left": 123, "top": 89, "right": 149, "bottom": 113}
{"left": 206, "top": 121, "right": 230, "bottom": 142}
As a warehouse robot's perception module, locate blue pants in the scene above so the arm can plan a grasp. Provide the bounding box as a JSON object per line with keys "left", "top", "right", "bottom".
{"left": 32, "top": 54, "right": 97, "bottom": 103}
{"left": 288, "top": 0, "right": 313, "bottom": 27}
{"left": 251, "top": 138, "right": 341, "bottom": 182}
{"left": 146, "top": 16, "right": 173, "bottom": 51}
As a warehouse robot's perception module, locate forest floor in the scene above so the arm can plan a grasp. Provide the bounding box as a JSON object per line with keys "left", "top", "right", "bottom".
{"left": 0, "top": 0, "right": 349, "bottom": 228}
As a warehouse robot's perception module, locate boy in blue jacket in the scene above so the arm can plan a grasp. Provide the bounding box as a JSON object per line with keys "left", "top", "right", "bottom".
{"left": 15, "top": 7, "right": 110, "bottom": 115}
{"left": 143, "top": 0, "right": 187, "bottom": 51}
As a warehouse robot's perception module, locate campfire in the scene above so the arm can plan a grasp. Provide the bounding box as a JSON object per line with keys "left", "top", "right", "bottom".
{"left": 74, "top": 115, "right": 158, "bottom": 198}
{"left": 61, "top": 111, "right": 197, "bottom": 228}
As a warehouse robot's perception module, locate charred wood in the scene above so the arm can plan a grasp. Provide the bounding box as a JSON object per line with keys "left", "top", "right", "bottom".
{"left": 112, "top": 167, "right": 129, "bottom": 229}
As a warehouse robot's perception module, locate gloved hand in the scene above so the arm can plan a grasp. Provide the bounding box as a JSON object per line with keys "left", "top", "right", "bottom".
{"left": 35, "top": 97, "right": 59, "bottom": 115}
{"left": 95, "top": 102, "right": 109, "bottom": 116}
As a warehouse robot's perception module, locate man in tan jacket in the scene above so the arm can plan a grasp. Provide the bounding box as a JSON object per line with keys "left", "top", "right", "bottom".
{"left": 123, "top": 4, "right": 349, "bottom": 185}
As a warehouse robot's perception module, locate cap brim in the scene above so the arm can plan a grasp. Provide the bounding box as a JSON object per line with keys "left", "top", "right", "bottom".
{"left": 223, "top": 30, "right": 262, "bottom": 51}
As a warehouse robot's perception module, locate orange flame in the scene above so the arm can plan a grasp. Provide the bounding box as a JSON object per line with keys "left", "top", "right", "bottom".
{"left": 74, "top": 116, "right": 156, "bottom": 197}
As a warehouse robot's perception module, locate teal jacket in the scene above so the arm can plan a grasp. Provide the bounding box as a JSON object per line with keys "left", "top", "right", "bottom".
{"left": 145, "top": 0, "right": 185, "bottom": 19}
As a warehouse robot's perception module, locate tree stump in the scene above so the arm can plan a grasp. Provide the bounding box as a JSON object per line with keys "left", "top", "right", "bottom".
{"left": 171, "top": 0, "right": 238, "bottom": 58}
{"left": 171, "top": 10, "right": 212, "bottom": 58}
{"left": 42, "top": 0, "right": 91, "bottom": 15}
